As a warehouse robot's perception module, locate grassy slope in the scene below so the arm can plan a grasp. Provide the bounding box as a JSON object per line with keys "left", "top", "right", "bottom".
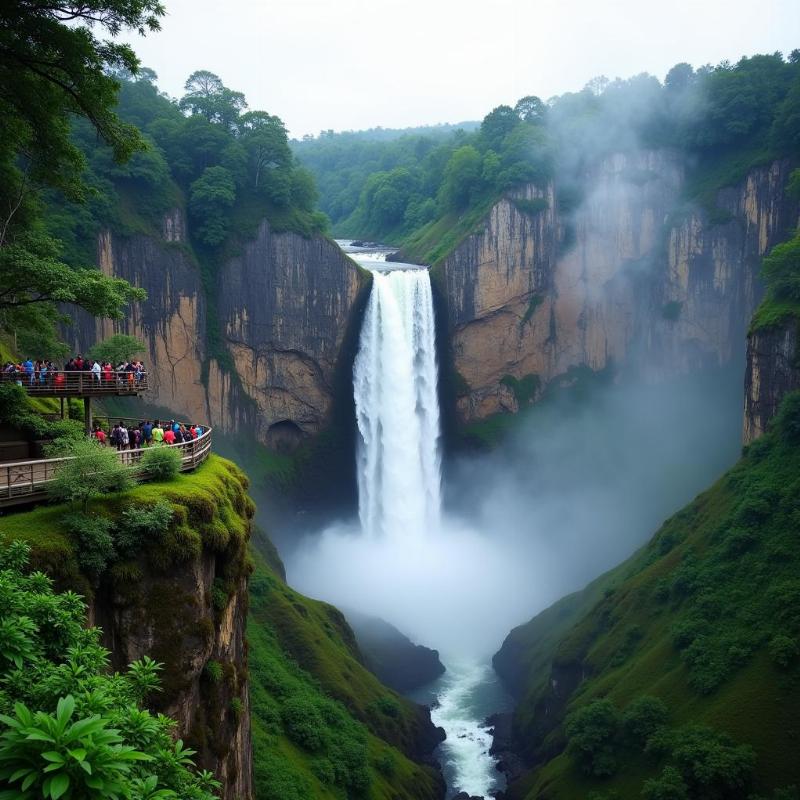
{"left": 495, "top": 395, "right": 800, "bottom": 799}
{"left": 248, "top": 548, "right": 443, "bottom": 800}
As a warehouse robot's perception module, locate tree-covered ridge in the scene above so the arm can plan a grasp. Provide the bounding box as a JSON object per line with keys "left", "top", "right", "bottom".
{"left": 295, "top": 51, "right": 800, "bottom": 260}
{"left": 47, "top": 67, "right": 328, "bottom": 266}
{"left": 494, "top": 392, "right": 800, "bottom": 800}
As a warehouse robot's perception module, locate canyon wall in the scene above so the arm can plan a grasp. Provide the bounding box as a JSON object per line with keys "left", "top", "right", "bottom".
{"left": 75, "top": 212, "right": 365, "bottom": 448}
{"left": 744, "top": 318, "right": 800, "bottom": 442}
{"left": 437, "top": 152, "right": 799, "bottom": 423}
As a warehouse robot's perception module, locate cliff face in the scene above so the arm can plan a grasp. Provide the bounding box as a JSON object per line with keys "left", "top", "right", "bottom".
{"left": 212, "top": 220, "right": 363, "bottom": 446}
{"left": 91, "top": 540, "right": 252, "bottom": 799}
{"left": 75, "top": 212, "right": 364, "bottom": 449}
{"left": 744, "top": 318, "right": 800, "bottom": 442}
{"left": 439, "top": 152, "right": 799, "bottom": 422}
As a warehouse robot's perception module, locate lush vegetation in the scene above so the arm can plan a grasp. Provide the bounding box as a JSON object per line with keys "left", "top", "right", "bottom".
{"left": 247, "top": 549, "right": 443, "bottom": 800}
{"left": 0, "top": 1, "right": 158, "bottom": 359}
{"left": 0, "top": 540, "right": 220, "bottom": 800}
{"left": 750, "top": 223, "right": 800, "bottom": 332}
{"left": 494, "top": 392, "right": 800, "bottom": 799}
{"left": 295, "top": 51, "right": 800, "bottom": 266}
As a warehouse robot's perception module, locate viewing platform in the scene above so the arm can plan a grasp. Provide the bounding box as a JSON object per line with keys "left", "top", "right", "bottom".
{"left": 0, "top": 370, "right": 149, "bottom": 398}
{"left": 1, "top": 370, "right": 150, "bottom": 432}
{"left": 0, "top": 417, "right": 213, "bottom": 509}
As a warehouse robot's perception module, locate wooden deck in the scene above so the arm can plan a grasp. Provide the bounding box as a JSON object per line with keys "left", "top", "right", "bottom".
{"left": 0, "top": 370, "right": 149, "bottom": 397}
{"left": 0, "top": 423, "right": 212, "bottom": 509}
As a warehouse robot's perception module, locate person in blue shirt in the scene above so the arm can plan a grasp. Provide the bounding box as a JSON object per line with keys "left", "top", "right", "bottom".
{"left": 142, "top": 420, "right": 153, "bottom": 446}
{"left": 23, "top": 359, "right": 34, "bottom": 385}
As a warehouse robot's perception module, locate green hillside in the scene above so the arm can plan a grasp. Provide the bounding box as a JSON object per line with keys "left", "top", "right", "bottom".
{"left": 248, "top": 548, "right": 443, "bottom": 800}
{"left": 494, "top": 392, "right": 800, "bottom": 800}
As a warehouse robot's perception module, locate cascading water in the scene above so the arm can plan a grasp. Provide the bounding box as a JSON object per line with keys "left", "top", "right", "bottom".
{"left": 353, "top": 268, "right": 442, "bottom": 540}
{"left": 348, "top": 261, "right": 507, "bottom": 799}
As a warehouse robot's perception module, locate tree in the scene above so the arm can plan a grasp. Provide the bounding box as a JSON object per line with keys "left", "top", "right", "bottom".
{"left": 46, "top": 438, "right": 135, "bottom": 512}
{"left": 564, "top": 699, "right": 621, "bottom": 777}
{"left": 0, "top": 230, "right": 145, "bottom": 316}
{"left": 240, "top": 111, "right": 292, "bottom": 188}
{"left": 514, "top": 95, "right": 547, "bottom": 124}
{"left": 0, "top": 1, "right": 158, "bottom": 352}
{"left": 189, "top": 165, "right": 236, "bottom": 246}
{"left": 0, "top": 0, "right": 164, "bottom": 199}
{"left": 88, "top": 333, "right": 145, "bottom": 364}
{"left": 438, "top": 145, "right": 483, "bottom": 211}
{"left": 480, "top": 105, "right": 518, "bottom": 151}
{"left": 179, "top": 70, "right": 247, "bottom": 130}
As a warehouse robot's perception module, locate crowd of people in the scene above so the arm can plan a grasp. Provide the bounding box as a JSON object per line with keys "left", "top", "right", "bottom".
{"left": 93, "top": 419, "right": 205, "bottom": 450}
{"left": 2, "top": 355, "right": 147, "bottom": 387}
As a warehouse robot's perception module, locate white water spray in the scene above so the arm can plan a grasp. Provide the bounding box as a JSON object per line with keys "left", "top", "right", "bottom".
{"left": 353, "top": 268, "right": 441, "bottom": 540}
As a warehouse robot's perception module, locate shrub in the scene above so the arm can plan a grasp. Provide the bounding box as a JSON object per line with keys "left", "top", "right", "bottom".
{"left": 230, "top": 696, "right": 243, "bottom": 721}
{"left": 669, "top": 725, "right": 755, "bottom": 798}
{"left": 773, "top": 391, "right": 800, "bottom": 444}
{"left": 62, "top": 512, "right": 115, "bottom": 577}
{"left": 281, "top": 695, "right": 327, "bottom": 751}
{"left": 642, "top": 766, "right": 689, "bottom": 800}
{"left": 622, "top": 696, "right": 668, "bottom": 744}
{"left": 565, "top": 698, "right": 621, "bottom": 776}
{"left": 204, "top": 660, "right": 223, "bottom": 683}
{"left": 140, "top": 445, "right": 182, "bottom": 481}
{"left": 116, "top": 501, "right": 174, "bottom": 557}
{"left": 47, "top": 438, "right": 135, "bottom": 512}
{"left": 768, "top": 634, "right": 799, "bottom": 668}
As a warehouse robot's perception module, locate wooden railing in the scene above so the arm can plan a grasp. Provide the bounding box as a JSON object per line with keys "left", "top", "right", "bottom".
{"left": 0, "top": 424, "right": 212, "bottom": 508}
{"left": 0, "top": 370, "right": 149, "bottom": 397}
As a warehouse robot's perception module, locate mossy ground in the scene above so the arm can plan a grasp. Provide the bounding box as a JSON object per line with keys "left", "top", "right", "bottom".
{"left": 498, "top": 395, "right": 800, "bottom": 799}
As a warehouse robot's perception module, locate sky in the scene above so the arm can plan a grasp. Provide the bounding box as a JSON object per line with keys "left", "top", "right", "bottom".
{"left": 122, "top": 0, "right": 800, "bottom": 138}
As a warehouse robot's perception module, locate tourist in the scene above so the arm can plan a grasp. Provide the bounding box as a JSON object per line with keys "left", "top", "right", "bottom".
{"left": 128, "top": 424, "right": 138, "bottom": 450}
{"left": 94, "top": 426, "right": 106, "bottom": 445}
{"left": 23, "top": 358, "right": 34, "bottom": 385}
{"left": 163, "top": 425, "right": 176, "bottom": 445}
{"left": 103, "top": 361, "right": 112, "bottom": 385}
{"left": 142, "top": 419, "right": 153, "bottom": 446}
{"left": 119, "top": 422, "right": 129, "bottom": 450}
{"left": 152, "top": 420, "right": 164, "bottom": 444}
{"left": 174, "top": 426, "right": 184, "bottom": 444}
{"left": 91, "top": 360, "right": 101, "bottom": 384}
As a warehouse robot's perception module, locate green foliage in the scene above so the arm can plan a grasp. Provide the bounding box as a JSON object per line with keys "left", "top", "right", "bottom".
{"left": 62, "top": 513, "right": 115, "bottom": 578}
{"left": 0, "top": 541, "right": 218, "bottom": 800}
{"left": 140, "top": 446, "right": 182, "bottom": 481}
{"left": 46, "top": 439, "right": 136, "bottom": 513}
{"left": 0, "top": 1, "right": 161, "bottom": 350}
{"left": 115, "top": 501, "right": 174, "bottom": 558}
{"left": 0, "top": 383, "right": 82, "bottom": 444}
{"left": 203, "top": 661, "right": 223, "bottom": 684}
{"left": 247, "top": 549, "right": 442, "bottom": 800}
{"left": 500, "top": 391, "right": 800, "bottom": 798}
{"left": 87, "top": 334, "right": 145, "bottom": 365}
{"left": 512, "top": 197, "right": 549, "bottom": 216}
{"left": 565, "top": 699, "right": 621, "bottom": 777}
{"left": 500, "top": 374, "right": 540, "bottom": 406}
{"left": 189, "top": 166, "right": 237, "bottom": 246}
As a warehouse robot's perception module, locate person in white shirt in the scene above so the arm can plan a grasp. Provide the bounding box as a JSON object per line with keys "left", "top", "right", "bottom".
{"left": 91, "top": 360, "right": 101, "bottom": 384}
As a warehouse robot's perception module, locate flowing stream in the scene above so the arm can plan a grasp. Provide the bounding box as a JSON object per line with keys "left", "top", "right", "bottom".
{"left": 346, "top": 243, "right": 505, "bottom": 799}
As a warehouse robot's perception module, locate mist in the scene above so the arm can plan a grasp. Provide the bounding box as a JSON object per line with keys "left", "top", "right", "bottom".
{"left": 286, "top": 365, "right": 742, "bottom": 659}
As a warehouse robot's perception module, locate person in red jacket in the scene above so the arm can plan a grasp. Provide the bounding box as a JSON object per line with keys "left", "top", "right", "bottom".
{"left": 163, "top": 427, "right": 176, "bottom": 445}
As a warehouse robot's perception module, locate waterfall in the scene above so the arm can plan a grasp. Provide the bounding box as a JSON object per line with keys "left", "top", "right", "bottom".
{"left": 353, "top": 268, "right": 442, "bottom": 540}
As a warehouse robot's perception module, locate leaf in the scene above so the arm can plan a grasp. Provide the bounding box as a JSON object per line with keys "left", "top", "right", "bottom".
{"left": 50, "top": 773, "right": 70, "bottom": 800}
{"left": 56, "top": 696, "right": 75, "bottom": 729}
{"left": 41, "top": 751, "right": 65, "bottom": 764}
{"left": 67, "top": 747, "right": 86, "bottom": 762}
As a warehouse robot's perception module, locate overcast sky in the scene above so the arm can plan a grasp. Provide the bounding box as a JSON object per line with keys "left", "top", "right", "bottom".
{"left": 122, "top": 0, "right": 800, "bottom": 138}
